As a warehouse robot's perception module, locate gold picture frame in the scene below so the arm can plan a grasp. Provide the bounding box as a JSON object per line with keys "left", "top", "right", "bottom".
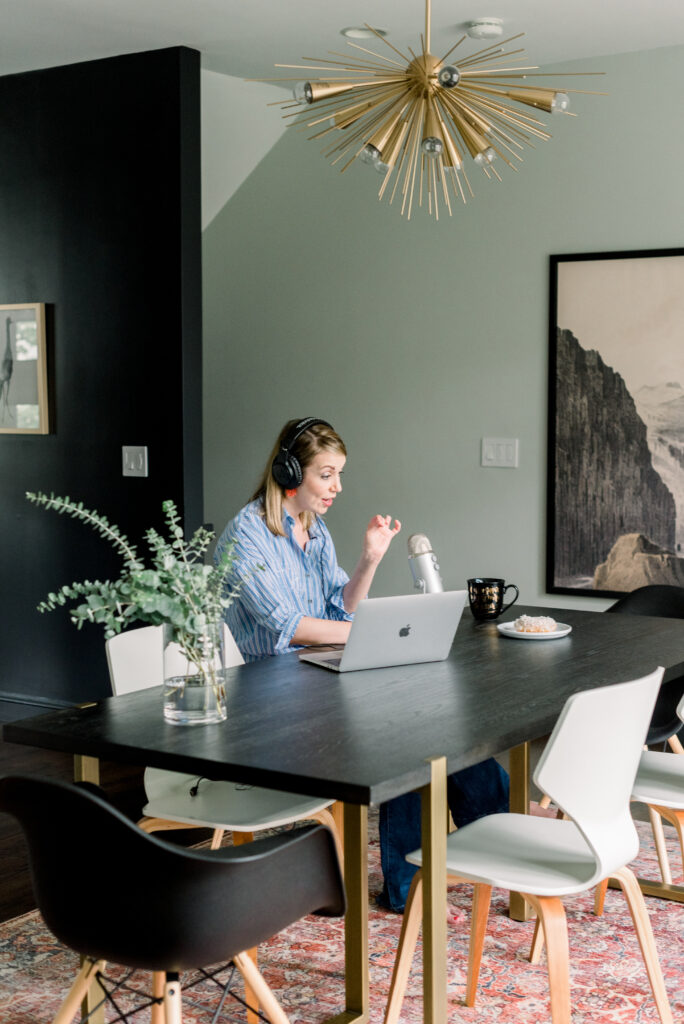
{"left": 0, "top": 302, "right": 50, "bottom": 434}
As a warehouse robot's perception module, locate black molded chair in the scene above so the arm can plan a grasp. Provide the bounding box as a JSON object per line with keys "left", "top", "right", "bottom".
{"left": 606, "top": 585, "right": 684, "bottom": 748}
{"left": 0, "top": 775, "right": 345, "bottom": 1023}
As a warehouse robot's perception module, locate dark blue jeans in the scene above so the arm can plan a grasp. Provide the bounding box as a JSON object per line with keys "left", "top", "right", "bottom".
{"left": 378, "top": 758, "right": 509, "bottom": 912}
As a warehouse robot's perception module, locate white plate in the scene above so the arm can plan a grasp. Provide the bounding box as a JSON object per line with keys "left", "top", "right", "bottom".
{"left": 497, "top": 621, "right": 572, "bottom": 641}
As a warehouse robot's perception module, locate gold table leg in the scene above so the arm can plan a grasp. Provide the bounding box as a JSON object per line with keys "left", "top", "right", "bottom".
{"left": 73, "top": 755, "right": 106, "bottom": 1024}
{"left": 508, "top": 742, "right": 532, "bottom": 921}
{"left": 608, "top": 878, "right": 684, "bottom": 903}
{"left": 74, "top": 754, "right": 101, "bottom": 786}
{"left": 327, "top": 802, "right": 369, "bottom": 1024}
{"left": 421, "top": 756, "right": 448, "bottom": 1024}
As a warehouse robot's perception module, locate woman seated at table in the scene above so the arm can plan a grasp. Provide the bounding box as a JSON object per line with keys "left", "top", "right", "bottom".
{"left": 215, "top": 417, "right": 509, "bottom": 912}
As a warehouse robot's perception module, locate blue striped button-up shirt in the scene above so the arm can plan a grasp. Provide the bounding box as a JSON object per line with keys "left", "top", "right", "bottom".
{"left": 215, "top": 500, "right": 353, "bottom": 662}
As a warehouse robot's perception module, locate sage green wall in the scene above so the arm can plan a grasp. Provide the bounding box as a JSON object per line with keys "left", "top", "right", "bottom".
{"left": 203, "top": 45, "right": 684, "bottom": 610}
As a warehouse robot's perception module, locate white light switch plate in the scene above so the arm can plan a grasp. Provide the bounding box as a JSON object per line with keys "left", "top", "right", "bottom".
{"left": 122, "top": 445, "right": 148, "bottom": 477}
{"left": 481, "top": 438, "right": 519, "bottom": 468}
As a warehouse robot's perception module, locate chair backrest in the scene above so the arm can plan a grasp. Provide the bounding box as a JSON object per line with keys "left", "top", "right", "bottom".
{"left": 606, "top": 584, "right": 684, "bottom": 619}
{"left": 106, "top": 622, "right": 244, "bottom": 696}
{"left": 0, "top": 774, "right": 344, "bottom": 972}
{"left": 606, "top": 586, "right": 684, "bottom": 745}
{"left": 533, "top": 667, "right": 663, "bottom": 882}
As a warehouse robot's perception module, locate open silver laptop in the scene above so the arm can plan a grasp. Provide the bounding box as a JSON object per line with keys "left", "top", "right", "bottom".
{"left": 298, "top": 590, "right": 467, "bottom": 672}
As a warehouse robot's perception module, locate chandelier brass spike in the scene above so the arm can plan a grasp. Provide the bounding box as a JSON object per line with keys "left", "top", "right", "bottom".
{"left": 362, "top": 22, "right": 413, "bottom": 63}
{"left": 260, "top": 0, "right": 603, "bottom": 219}
{"left": 344, "top": 42, "right": 406, "bottom": 68}
{"left": 437, "top": 35, "right": 468, "bottom": 67}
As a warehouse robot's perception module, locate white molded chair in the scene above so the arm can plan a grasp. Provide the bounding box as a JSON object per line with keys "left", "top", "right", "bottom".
{"left": 630, "top": 692, "right": 684, "bottom": 884}
{"left": 105, "top": 624, "right": 342, "bottom": 857}
{"left": 384, "top": 668, "right": 674, "bottom": 1024}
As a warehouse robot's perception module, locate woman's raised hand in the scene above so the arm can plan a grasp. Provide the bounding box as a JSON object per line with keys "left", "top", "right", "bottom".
{"left": 363, "top": 514, "right": 402, "bottom": 564}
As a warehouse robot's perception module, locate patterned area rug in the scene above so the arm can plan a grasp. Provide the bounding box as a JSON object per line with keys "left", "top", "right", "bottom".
{"left": 1, "top": 808, "right": 683, "bottom": 1023}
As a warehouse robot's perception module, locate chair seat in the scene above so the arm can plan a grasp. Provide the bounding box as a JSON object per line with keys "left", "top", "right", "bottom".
{"left": 143, "top": 768, "right": 334, "bottom": 831}
{"left": 632, "top": 750, "right": 684, "bottom": 810}
{"left": 407, "top": 814, "right": 608, "bottom": 896}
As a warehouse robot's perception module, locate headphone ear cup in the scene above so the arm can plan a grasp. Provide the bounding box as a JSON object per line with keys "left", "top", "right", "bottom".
{"left": 272, "top": 454, "right": 302, "bottom": 489}
{"left": 271, "top": 417, "right": 331, "bottom": 489}
{"left": 283, "top": 455, "right": 302, "bottom": 488}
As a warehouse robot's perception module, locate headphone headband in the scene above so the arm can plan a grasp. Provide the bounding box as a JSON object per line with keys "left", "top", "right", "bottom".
{"left": 280, "top": 417, "right": 331, "bottom": 455}
{"left": 271, "top": 417, "right": 332, "bottom": 490}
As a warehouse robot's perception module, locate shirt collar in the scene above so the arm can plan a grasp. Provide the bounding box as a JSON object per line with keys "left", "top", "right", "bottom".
{"left": 282, "top": 509, "right": 321, "bottom": 540}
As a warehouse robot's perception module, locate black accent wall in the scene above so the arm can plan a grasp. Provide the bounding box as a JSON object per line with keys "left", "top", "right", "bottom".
{"left": 0, "top": 47, "right": 203, "bottom": 707}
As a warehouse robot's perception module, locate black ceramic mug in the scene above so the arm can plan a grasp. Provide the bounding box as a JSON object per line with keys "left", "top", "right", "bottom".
{"left": 467, "top": 578, "right": 519, "bottom": 622}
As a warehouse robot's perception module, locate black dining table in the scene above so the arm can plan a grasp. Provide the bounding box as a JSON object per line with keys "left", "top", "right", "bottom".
{"left": 4, "top": 603, "right": 684, "bottom": 1024}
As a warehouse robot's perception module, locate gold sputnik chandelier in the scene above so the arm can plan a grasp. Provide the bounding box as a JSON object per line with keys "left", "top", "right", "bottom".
{"left": 265, "top": 1, "right": 603, "bottom": 219}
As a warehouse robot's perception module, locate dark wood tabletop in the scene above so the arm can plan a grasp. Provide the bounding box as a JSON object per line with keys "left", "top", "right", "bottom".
{"left": 4, "top": 605, "right": 684, "bottom": 806}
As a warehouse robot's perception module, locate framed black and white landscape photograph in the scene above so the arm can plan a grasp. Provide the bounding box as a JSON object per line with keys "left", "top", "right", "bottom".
{"left": 0, "top": 302, "right": 49, "bottom": 434}
{"left": 547, "top": 249, "right": 684, "bottom": 597}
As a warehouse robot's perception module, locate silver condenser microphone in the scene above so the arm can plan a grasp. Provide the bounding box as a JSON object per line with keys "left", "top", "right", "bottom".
{"left": 408, "top": 533, "right": 444, "bottom": 593}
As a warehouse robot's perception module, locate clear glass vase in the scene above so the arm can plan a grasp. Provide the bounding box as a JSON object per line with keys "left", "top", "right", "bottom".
{"left": 162, "top": 627, "right": 227, "bottom": 726}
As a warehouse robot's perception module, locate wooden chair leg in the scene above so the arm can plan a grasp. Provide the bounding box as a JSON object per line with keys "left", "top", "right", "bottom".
{"left": 539, "top": 794, "right": 552, "bottom": 810}
{"left": 523, "top": 893, "right": 571, "bottom": 1024}
{"left": 594, "top": 878, "right": 609, "bottom": 916}
{"left": 650, "top": 806, "right": 684, "bottom": 880}
{"left": 529, "top": 914, "right": 544, "bottom": 963}
{"left": 232, "top": 831, "right": 258, "bottom": 1024}
{"left": 210, "top": 828, "right": 225, "bottom": 850}
{"left": 384, "top": 871, "right": 423, "bottom": 1024}
{"left": 52, "top": 958, "right": 105, "bottom": 1024}
{"left": 164, "top": 973, "right": 182, "bottom": 1024}
{"left": 137, "top": 815, "right": 206, "bottom": 835}
{"left": 311, "top": 805, "right": 344, "bottom": 873}
{"left": 668, "top": 733, "right": 684, "bottom": 755}
{"left": 648, "top": 806, "right": 672, "bottom": 884}
{"left": 151, "top": 971, "right": 165, "bottom": 1024}
{"left": 670, "top": 809, "right": 684, "bottom": 877}
{"left": 330, "top": 799, "right": 345, "bottom": 849}
{"left": 611, "top": 866, "right": 673, "bottom": 1024}
{"left": 464, "top": 883, "right": 492, "bottom": 1007}
{"left": 234, "top": 951, "right": 291, "bottom": 1024}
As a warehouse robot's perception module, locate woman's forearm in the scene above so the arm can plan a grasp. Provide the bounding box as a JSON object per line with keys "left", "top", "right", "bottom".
{"left": 343, "top": 514, "right": 402, "bottom": 612}
{"left": 343, "top": 556, "right": 379, "bottom": 613}
{"left": 291, "top": 616, "right": 352, "bottom": 646}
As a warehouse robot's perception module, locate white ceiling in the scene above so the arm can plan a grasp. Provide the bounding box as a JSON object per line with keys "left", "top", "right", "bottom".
{"left": 2, "top": 0, "right": 684, "bottom": 80}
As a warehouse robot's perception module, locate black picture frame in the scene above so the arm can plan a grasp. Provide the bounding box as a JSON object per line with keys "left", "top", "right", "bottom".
{"left": 0, "top": 302, "right": 50, "bottom": 434}
{"left": 547, "top": 248, "right": 684, "bottom": 597}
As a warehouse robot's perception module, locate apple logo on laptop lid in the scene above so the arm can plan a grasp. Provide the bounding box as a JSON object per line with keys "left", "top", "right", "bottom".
{"left": 399, "top": 624, "right": 411, "bottom": 638}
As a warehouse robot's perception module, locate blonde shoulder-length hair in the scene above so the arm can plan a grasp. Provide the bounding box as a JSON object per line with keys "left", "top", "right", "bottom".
{"left": 251, "top": 419, "right": 347, "bottom": 536}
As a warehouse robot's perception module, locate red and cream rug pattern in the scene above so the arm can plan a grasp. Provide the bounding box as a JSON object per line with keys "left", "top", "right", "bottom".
{"left": 1, "top": 809, "right": 683, "bottom": 1022}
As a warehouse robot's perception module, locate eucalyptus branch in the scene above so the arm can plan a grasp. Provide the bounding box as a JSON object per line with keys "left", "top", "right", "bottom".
{"left": 26, "top": 494, "right": 246, "bottom": 663}
{"left": 26, "top": 492, "right": 140, "bottom": 566}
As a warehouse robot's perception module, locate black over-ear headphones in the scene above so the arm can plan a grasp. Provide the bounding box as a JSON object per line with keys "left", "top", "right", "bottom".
{"left": 271, "top": 417, "right": 332, "bottom": 490}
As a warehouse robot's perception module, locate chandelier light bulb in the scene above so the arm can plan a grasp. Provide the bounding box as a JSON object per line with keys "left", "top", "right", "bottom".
{"left": 437, "top": 65, "right": 461, "bottom": 89}
{"left": 292, "top": 81, "right": 313, "bottom": 104}
{"left": 474, "top": 147, "right": 497, "bottom": 167}
{"left": 360, "top": 143, "right": 381, "bottom": 166}
{"left": 421, "top": 136, "right": 444, "bottom": 158}
{"left": 551, "top": 92, "right": 571, "bottom": 114}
